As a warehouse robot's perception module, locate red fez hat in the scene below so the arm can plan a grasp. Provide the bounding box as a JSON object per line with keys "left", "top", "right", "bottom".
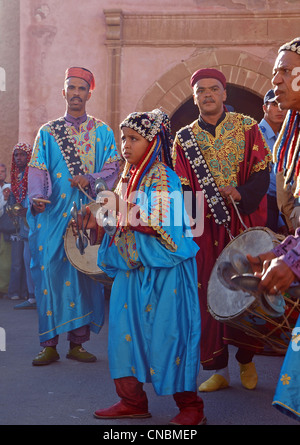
{"left": 65, "top": 67, "right": 95, "bottom": 91}
{"left": 190, "top": 68, "right": 226, "bottom": 89}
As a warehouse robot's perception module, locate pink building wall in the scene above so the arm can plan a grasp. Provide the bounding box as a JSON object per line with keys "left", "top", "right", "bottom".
{"left": 1, "top": 0, "right": 300, "bottom": 169}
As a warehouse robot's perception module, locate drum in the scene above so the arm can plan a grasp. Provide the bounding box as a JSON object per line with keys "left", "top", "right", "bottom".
{"left": 208, "top": 227, "right": 300, "bottom": 354}
{"left": 64, "top": 203, "right": 113, "bottom": 287}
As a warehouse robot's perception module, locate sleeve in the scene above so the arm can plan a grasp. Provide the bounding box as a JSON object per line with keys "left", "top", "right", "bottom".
{"left": 272, "top": 227, "right": 300, "bottom": 257}
{"left": 276, "top": 170, "right": 295, "bottom": 232}
{"left": 236, "top": 168, "right": 270, "bottom": 214}
{"left": 28, "top": 127, "right": 53, "bottom": 207}
{"left": 87, "top": 122, "right": 121, "bottom": 198}
{"left": 281, "top": 243, "right": 300, "bottom": 280}
{"left": 236, "top": 119, "right": 272, "bottom": 215}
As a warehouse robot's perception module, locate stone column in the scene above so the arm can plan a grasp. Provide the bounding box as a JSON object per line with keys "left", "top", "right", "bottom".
{"left": 104, "top": 9, "right": 123, "bottom": 144}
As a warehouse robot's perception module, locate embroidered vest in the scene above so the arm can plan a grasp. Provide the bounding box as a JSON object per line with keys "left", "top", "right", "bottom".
{"left": 49, "top": 118, "right": 86, "bottom": 176}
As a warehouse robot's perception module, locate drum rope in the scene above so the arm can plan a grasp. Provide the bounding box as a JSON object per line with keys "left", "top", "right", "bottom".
{"left": 78, "top": 184, "right": 96, "bottom": 202}
{"left": 229, "top": 195, "right": 248, "bottom": 231}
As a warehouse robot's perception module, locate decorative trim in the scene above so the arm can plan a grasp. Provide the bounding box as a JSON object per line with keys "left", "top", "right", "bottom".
{"left": 49, "top": 118, "right": 85, "bottom": 177}
{"left": 177, "top": 126, "right": 230, "bottom": 225}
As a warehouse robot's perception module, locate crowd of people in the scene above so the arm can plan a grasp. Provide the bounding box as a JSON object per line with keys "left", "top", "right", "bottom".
{"left": 1, "top": 36, "right": 300, "bottom": 425}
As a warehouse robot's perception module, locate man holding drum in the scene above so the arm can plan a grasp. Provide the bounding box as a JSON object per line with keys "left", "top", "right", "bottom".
{"left": 27, "top": 67, "right": 120, "bottom": 366}
{"left": 248, "top": 37, "right": 300, "bottom": 422}
{"left": 172, "top": 68, "right": 271, "bottom": 392}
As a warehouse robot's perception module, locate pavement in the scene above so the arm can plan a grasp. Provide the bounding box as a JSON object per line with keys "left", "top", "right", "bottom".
{"left": 0, "top": 295, "right": 299, "bottom": 432}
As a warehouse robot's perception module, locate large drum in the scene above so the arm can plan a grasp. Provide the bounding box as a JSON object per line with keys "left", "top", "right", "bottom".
{"left": 208, "top": 227, "right": 300, "bottom": 354}
{"left": 64, "top": 203, "right": 113, "bottom": 287}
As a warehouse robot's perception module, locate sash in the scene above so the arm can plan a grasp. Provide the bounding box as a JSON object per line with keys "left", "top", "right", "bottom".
{"left": 49, "top": 117, "right": 86, "bottom": 177}
{"left": 177, "top": 126, "right": 231, "bottom": 225}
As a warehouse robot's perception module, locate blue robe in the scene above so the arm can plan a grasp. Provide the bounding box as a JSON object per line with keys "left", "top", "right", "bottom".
{"left": 27, "top": 116, "right": 119, "bottom": 343}
{"left": 97, "top": 162, "right": 201, "bottom": 395}
{"left": 273, "top": 314, "right": 300, "bottom": 422}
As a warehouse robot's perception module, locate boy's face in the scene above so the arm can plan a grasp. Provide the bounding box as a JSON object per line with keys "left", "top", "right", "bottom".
{"left": 121, "top": 127, "right": 149, "bottom": 166}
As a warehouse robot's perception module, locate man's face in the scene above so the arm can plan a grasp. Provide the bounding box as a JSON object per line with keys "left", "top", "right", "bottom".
{"left": 263, "top": 101, "right": 287, "bottom": 126}
{"left": 272, "top": 50, "right": 300, "bottom": 111}
{"left": 0, "top": 166, "right": 6, "bottom": 182}
{"left": 62, "top": 77, "right": 91, "bottom": 115}
{"left": 193, "top": 78, "right": 227, "bottom": 117}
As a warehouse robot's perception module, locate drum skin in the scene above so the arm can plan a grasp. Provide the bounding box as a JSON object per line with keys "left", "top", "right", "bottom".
{"left": 64, "top": 203, "right": 112, "bottom": 287}
{"left": 207, "top": 227, "right": 300, "bottom": 354}
{"left": 208, "top": 227, "right": 278, "bottom": 321}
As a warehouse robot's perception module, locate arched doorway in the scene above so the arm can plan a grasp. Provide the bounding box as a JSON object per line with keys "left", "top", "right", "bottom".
{"left": 170, "top": 84, "right": 264, "bottom": 137}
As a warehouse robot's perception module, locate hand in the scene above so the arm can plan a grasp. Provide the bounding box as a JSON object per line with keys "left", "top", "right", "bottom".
{"left": 68, "top": 175, "right": 89, "bottom": 189}
{"left": 256, "top": 256, "right": 297, "bottom": 295}
{"left": 246, "top": 252, "right": 276, "bottom": 274}
{"left": 2, "top": 188, "right": 10, "bottom": 201}
{"left": 71, "top": 205, "right": 97, "bottom": 235}
{"left": 32, "top": 201, "right": 46, "bottom": 214}
{"left": 219, "top": 186, "right": 241, "bottom": 204}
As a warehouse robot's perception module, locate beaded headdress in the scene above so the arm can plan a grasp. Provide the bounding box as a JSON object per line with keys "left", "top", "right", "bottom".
{"left": 278, "top": 37, "right": 300, "bottom": 55}
{"left": 11, "top": 142, "right": 32, "bottom": 204}
{"left": 273, "top": 38, "right": 300, "bottom": 197}
{"left": 117, "top": 109, "right": 173, "bottom": 198}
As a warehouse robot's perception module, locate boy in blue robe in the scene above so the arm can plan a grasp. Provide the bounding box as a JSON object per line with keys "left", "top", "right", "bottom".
{"left": 78, "top": 109, "right": 205, "bottom": 425}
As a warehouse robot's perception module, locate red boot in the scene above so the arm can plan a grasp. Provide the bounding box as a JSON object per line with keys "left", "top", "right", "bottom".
{"left": 94, "top": 377, "right": 151, "bottom": 419}
{"left": 170, "top": 391, "right": 206, "bottom": 425}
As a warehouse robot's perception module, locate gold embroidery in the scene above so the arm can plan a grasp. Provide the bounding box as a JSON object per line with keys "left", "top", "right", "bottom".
{"left": 185, "top": 113, "right": 269, "bottom": 189}
{"left": 138, "top": 163, "right": 177, "bottom": 252}
{"left": 125, "top": 334, "right": 132, "bottom": 342}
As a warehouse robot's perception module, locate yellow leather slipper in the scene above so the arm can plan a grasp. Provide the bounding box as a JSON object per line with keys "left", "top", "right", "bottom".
{"left": 239, "top": 362, "right": 258, "bottom": 390}
{"left": 198, "top": 374, "right": 229, "bottom": 392}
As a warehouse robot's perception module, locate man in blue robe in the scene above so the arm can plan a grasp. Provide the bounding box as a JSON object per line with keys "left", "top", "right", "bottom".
{"left": 27, "top": 67, "right": 120, "bottom": 366}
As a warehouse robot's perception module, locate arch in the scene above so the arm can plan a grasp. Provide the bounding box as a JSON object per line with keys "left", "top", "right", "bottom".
{"left": 136, "top": 48, "right": 273, "bottom": 122}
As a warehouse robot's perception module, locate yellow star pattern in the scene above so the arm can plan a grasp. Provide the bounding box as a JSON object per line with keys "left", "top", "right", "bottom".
{"left": 280, "top": 374, "right": 291, "bottom": 385}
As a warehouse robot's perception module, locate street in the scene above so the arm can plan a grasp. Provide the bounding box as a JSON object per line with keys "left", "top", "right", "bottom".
{"left": 0, "top": 296, "right": 298, "bottom": 428}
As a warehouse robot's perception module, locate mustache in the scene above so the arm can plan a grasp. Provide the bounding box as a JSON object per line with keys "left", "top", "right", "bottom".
{"left": 203, "top": 98, "right": 215, "bottom": 104}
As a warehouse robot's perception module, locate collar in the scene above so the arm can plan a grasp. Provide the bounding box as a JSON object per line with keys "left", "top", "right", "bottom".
{"left": 64, "top": 112, "right": 87, "bottom": 130}
{"left": 198, "top": 110, "right": 226, "bottom": 136}
{"left": 259, "top": 118, "right": 278, "bottom": 139}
